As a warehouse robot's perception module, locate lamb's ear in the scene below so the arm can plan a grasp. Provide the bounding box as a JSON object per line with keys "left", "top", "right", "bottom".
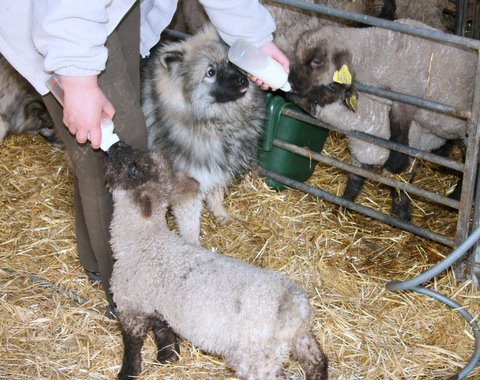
{"left": 332, "top": 49, "right": 355, "bottom": 83}
{"left": 159, "top": 48, "right": 185, "bottom": 73}
{"left": 169, "top": 174, "right": 200, "bottom": 206}
{"left": 135, "top": 187, "right": 160, "bottom": 218}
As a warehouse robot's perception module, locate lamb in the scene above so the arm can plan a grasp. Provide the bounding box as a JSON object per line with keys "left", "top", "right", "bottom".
{"left": 170, "top": 0, "right": 445, "bottom": 59}
{"left": 287, "top": 19, "right": 476, "bottom": 220}
{"left": 394, "top": 0, "right": 448, "bottom": 31}
{"left": 105, "top": 141, "right": 329, "bottom": 380}
{"left": 0, "top": 55, "right": 59, "bottom": 145}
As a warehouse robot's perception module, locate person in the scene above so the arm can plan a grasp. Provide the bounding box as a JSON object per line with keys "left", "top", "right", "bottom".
{"left": 0, "top": 0, "right": 290, "bottom": 314}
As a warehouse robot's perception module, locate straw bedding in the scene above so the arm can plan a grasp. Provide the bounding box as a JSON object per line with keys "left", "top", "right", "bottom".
{"left": 1, "top": 132, "right": 479, "bottom": 379}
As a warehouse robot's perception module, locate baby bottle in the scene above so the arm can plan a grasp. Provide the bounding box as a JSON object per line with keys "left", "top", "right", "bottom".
{"left": 45, "top": 74, "right": 119, "bottom": 151}
{"left": 228, "top": 39, "right": 291, "bottom": 92}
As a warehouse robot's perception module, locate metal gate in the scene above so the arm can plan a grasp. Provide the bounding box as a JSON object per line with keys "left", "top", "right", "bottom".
{"left": 256, "top": 0, "right": 480, "bottom": 258}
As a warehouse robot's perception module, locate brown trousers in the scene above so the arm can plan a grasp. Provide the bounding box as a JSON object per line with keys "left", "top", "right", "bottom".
{"left": 42, "top": 2, "right": 148, "bottom": 305}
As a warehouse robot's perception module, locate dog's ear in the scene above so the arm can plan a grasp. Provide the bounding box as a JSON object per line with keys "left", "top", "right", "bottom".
{"left": 159, "top": 48, "right": 184, "bottom": 73}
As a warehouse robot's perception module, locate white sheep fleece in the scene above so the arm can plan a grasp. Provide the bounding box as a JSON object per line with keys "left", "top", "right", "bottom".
{"left": 109, "top": 188, "right": 312, "bottom": 357}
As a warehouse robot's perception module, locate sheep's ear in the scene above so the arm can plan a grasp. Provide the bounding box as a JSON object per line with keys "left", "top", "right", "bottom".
{"left": 332, "top": 50, "right": 354, "bottom": 80}
{"left": 169, "top": 174, "right": 199, "bottom": 206}
{"left": 135, "top": 187, "right": 160, "bottom": 218}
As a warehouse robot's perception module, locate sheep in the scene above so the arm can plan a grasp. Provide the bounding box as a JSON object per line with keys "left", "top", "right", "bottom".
{"left": 170, "top": 0, "right": 395, "bottom": 59}
{"left": 170, "top": 0, "right": 446, "bottom": 59}
{"left": 287, "top": 19, "right": 476, "bottom": 221}
{"left": 394, "top": 0, "right": 448, "bottom": 31}
{"left": 105, "top": 141, "right": 329, "bottom": 380}
{"left": 0, "top": 55, "right": 59, "bottom": 145}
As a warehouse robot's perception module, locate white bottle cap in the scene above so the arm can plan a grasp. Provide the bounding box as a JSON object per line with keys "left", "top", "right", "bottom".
{"left": 280, "top": 81, "right": 292, "bottom": 92}
{"left": 100, "top": 119, "right": 120, "bottom": 151}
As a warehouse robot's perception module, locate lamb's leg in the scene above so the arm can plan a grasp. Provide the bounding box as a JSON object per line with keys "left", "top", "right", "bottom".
{"left": 383, "top": 103, "right": 415, "bottom": 222}
{"left": 117, "top": 313, "right": 149, "bottom": 379}
{"left": 206, "top": 186, "right": 231, "bottom": 225}
{"left": 342, "top": 172, "right": 366, "bottom": 202}
{"left": 171, "top": 193, "right": 203, "bottom": 245}
{"left": 292, "top": 331, "right": 328, "bottom": 380}
{"left": 342, "top": 160, "right": 371, "bottom": 203}
{"left": 151, "top": 316, "right": 179, "bottom": 363}
{"left": 432, "top": 140, "right": 465, "bottom": 201}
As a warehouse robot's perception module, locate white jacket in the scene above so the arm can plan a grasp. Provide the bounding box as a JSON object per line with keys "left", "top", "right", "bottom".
{"left": 0, "top": 0, "right": 275, "bottom": 94}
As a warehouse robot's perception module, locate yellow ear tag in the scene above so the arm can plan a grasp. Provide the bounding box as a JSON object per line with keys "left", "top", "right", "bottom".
{"left": 333, "top": 64, "right": 352, "bottom": 85}
{"left": 345, "top": 94, "right": 358, "bottom": 112}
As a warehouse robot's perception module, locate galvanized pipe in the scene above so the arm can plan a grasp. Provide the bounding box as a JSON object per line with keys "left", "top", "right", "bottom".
{"left": 280, "top": 108, "right": 465, "bottom": 172}
{"left": 270, "top": 0, "right": 480, "bottom": 249}
{"left": 456, "top": 0, "right": 469, "bottom": 36}
{"left": 354, "top": 82, "right": 471, "bottom": 120}
{"left": 258, "top": 167, "right": 456, "bottom": 247}
{"left": 271, "top": 0, "right": 480, "bottom": 49}
{"left": 271, "top": 139, "right": 461, "bottom": 209}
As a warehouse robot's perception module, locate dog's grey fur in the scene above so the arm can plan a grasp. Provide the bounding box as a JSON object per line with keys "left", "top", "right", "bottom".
{"left": 0, "top": 55, "right": 58, "bottom": 145}
{"left": 141, "top": 25, "right": 266, "bottom": 244}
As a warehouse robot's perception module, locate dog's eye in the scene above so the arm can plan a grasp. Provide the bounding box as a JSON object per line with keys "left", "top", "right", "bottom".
{"left": 206, "top": 67, "right": 216, "bottom": 78}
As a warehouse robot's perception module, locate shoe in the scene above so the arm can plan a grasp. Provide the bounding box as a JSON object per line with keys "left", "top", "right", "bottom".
{"left": 85, "top": 270, "right": 102, "bottom": 284}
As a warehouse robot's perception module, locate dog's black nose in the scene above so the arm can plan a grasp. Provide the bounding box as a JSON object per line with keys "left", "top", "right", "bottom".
{"left": 237, "top": 74, "right": 248, "bottom": 86}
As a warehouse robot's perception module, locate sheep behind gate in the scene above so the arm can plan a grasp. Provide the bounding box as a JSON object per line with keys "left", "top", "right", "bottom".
{"left": 104, "top": 142, "right": 328, "bottom": 380}
{"left": 287, "top": 19, "right": 476, "bottom": 221}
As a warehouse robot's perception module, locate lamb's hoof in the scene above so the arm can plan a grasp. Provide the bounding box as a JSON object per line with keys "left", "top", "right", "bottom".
{"left": 118, "top": 365, "right": 138, "bottom": 380}
{"left": 157, "top": 342, "right": 180, "bottom": 363}
{"left": 105, "top": 304, "right": 118, "bottom": 320}
{"left": 85, "top": 270, "right": 101, "bottom": 284}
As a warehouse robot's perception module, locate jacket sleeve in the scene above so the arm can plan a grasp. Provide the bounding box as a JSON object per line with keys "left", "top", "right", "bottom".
{"left": 198, "top": 0, "right": 276, "bottom": 47}
{"left": 31, "top": 0, "right": 111, "bottom": 76}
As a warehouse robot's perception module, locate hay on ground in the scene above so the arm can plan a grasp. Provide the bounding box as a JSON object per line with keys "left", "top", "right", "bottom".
{"left": 1, "top": 133, "right": 478, "bottom": 379}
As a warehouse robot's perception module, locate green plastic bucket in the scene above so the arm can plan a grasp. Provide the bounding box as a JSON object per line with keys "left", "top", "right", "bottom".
{"left": 257, "top": 94, "right": 329, "bottom": 190}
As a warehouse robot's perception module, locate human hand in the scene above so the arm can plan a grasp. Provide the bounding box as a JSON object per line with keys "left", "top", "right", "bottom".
{"left": 249, "top": 41, "right": 290, "bottom": 91}
{"left": 60, "top": 75, "right": 115, "bottom": 149}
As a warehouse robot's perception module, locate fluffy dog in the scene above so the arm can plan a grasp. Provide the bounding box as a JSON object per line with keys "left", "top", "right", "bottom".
{"left": 141, "top": 25, "right": 266, "bottom": 244}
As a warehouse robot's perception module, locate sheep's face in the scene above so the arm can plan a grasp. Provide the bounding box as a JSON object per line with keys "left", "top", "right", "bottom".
{"left": 289, "top": 43, "right": 331, "bottom": 95}
{"left": 287, "top": 33, "right": 355, "bottom": 115}
{"left": 104, "top": 142, "right": 199, "bottom": 218}
{"left": 289, "top": 34, "right": 354, "bottom": 94}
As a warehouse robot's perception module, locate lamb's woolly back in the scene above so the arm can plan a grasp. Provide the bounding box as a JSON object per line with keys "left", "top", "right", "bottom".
{"left": 110, "top": 185, "right": 312, "bottom": 351}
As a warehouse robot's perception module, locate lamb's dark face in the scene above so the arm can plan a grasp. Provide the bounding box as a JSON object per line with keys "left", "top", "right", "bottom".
{"left": 287, "top": 35, "right": 355, "bottom": 115}
{"left": 104, "top": 142, "right": 163, "bottom": 192}
{"left": 288, "top": 44, "right": 332, "bottom": 97}
{"left": 104, "top": 142, "right": 200, "bottom": 218}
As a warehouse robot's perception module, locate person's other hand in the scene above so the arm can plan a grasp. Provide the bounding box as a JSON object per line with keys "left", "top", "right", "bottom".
{"left": 249, "top": 41, "right": 290, "bottom": 91}
{"left": 60, "top": 75, "right": 115, "bottom": 149}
